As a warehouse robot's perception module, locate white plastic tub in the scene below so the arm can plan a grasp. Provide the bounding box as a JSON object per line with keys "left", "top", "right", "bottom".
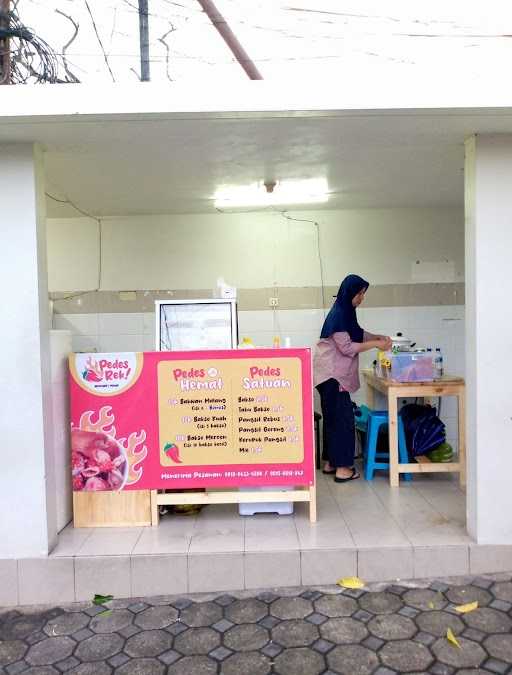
{"left": 238, "top": 486, "right": 294, "bottom": 516}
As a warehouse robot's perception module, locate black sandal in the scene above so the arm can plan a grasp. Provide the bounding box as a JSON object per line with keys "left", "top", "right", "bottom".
{"left": 334, "top": 468, "right": 360, "bottom": 483}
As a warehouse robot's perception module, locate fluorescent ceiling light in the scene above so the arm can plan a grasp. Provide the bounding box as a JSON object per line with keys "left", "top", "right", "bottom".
{"left": 214, "top": 178, "right": 329, "bottom": 209}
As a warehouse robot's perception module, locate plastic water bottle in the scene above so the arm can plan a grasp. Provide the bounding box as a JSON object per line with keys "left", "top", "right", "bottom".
{"left": 434, "top": 348, "right": 444, "bottom": 379}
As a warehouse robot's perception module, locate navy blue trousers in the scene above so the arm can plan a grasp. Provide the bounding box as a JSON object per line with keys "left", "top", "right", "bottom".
{"left": 317, "top": 378, "right": 355, "bottom": 468}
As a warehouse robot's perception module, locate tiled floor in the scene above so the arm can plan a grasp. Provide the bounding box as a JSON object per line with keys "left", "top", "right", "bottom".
{"left": 11, "top": 472, "right": 512, "bottom": 607}
{"left": 52, "top": 471, "right": 470, "bottom": 559}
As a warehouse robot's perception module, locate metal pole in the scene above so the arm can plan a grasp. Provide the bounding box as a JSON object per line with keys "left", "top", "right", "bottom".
{"left": 196, "top": 0, "right": 263, "bottom": 80}
{"left": 138, "top": 0, "right": 150, "bottom": 81}
{"left": 0, "top": 0, "right": 11, "bottom": 85}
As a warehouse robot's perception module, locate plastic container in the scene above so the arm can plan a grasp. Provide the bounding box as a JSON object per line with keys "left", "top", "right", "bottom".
{"left": 238, "top": 486, "right": 294, "bottom": 516}
{"left": 434, "top": 348, "right": 444, "bottom": 379}
{"left": 391, "top": 352, "right": 434, "bottom": 382}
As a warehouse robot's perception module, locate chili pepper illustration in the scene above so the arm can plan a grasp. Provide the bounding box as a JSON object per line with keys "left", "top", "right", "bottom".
{"left": 164, "top": 442, "right": 183, "bottom": 463}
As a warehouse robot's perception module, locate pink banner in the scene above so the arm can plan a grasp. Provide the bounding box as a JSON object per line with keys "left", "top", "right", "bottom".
{"left": 69, "top": 349, "right": 314, "bottom": 491}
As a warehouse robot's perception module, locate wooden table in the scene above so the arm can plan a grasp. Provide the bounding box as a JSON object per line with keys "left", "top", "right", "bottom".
{"left": 362, "top": 370, "right": 466, "bottom": 487}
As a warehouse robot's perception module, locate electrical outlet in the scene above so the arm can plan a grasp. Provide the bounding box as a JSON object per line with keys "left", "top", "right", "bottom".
{"left": 269, "top": 297, "right": 279, "bottom": 307}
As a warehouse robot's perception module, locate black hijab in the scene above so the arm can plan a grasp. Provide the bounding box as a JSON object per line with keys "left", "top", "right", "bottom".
{"left": 320, "top": 274, "right": 369, "bottom": 342}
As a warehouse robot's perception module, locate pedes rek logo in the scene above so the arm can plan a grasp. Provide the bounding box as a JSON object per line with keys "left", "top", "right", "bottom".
{"left": 70, "top": 352, "right": 143, "bottom": 396}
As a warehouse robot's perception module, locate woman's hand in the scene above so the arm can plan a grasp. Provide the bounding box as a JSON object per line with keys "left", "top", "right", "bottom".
{"left": 377, "top": 336, "right": 392, "bottom": 351}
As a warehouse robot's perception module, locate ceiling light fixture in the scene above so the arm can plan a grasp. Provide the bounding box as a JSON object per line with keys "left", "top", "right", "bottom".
{"left": 214, "top": 178, "right": 329, "bottom": 209}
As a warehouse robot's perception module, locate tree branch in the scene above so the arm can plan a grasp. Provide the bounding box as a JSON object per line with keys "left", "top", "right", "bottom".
{"left": 83, "top": 0, "right": 115, "bottom": 82}
{"left": 55, "top": 8, "right": 80, "bottom": 82}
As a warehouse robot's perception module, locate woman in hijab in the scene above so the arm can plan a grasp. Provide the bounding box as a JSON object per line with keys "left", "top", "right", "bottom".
{"left": 314, "top": 275, "right": 391, "bottom": 482}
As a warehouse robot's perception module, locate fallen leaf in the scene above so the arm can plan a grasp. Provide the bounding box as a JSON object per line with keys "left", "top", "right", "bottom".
{"left": 446, "top": 627, "right": 461, "bottom": 648}
{"left": 93, "top": 594, "right": 114, "bottom": 606}
{"left": 98, "top": 609, "right": 112, "bottom": 617}
{"left": 454, "top": 601, "right": 478, "bottom": 614}
{"left": 428, "top": 601, "right": 435, "bottom": 609}
{"left": 337, "top": 576, "right": 365, "bottom": 589}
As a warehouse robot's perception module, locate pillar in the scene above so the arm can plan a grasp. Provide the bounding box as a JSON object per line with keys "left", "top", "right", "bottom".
{"left": 0, "top": 144, "right": 57, "bottom": 557}
{"left": 465, "top": 134, "right": 512, "bottom": 543}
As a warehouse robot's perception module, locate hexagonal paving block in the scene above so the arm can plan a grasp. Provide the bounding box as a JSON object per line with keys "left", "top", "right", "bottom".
{"left": 416, "top": 611, "right": 464, "bottom": 637}
{"left": 74, "top": 633, "right": 124, "bottom": 662}
{"left": 219, "top": 650, "right": 271, "bottom": 675}
{"left": 90, "top": 609, "right": 134, "bottom": 634}
{"left": 0, "top": 640, "right": 27, "bottom": 666}
{"left": 491, "top": 581, "right": 512, "bottom": 603}
{"left": 22, "top": 668, "right": 61, "bottom": 675}
{"left": 124, "top": 629, "right": 174, "bottom": 658}
{"left": 133, "top": 606, "right": 179, "bottom": 630}
{"left": 483, "top": 658, "right": 509, "bottom": 675}
{"left": 224, "top": 599, "right": 268, "bottom": 624}
{"left": 270, "top": 597, "right": 313, "bottom": 620}
{"left": 223, "top": 624, "right": 269, "bottom": 652}
{"left": 445, "top": 586, "right": 492, "bottom": 607}
{"left": 320, "top": 618, "right": 368, "bottom": 644}
{"left": 174, "top": 628, "right": 221, "bottom": 656}
{"left": 432, "top": 637, "right": 486, "bottom": 668}
{"left": 327, "top": 644, "right": 379, "bottom": 675}
{"left": 44, "top": 612, "right": 90, "bottom": 637}
{"left": 402, "top": 589, "right": 447, "bottom": 611}
{"left": 313, "top": 594, "right": 358, "bottom": 618}
{"left": 271, "top": 619, "right": 319, "bottom": 648}
{"left": 180, "top": 602, "right": 223, "bottom": 628}
{"left": 368, "top": 614, "right": 417, "bottom": 640}
{"left": 209, "top": 645, "right": 232, "bottom": 662}
{"left": 214, "top": 595, "right": 236, "bottom": 607}
{"left": 484, "top": 634, "right": 512, "bottom": 663}
{"left": 1, "top": 616, "right": 46, "bottom": 641}
{"left": 26, "top": 637, "right": 75, "bottom": 666}
{"left": 463, "top": 608, "right": 512, "bottom": 634}
{"left": 167, "top": 655, "right": 218, "bottom": 674}
{"left": 211, "top": 619, "right": 234, "bottom": 633}
{"left": 359, "top": 592, "right": 403, "bottom": 615}
{"left": 169, "top": 598, "right": 193, "bottom": 610}
{"left": 273, "top": 647, "right": 325, "bottom": 675}
{"left": 428, "top": 666, "right": 455, "bottom": 675}
{"left": 66, "top": 664, "right": 112, "bottom": 675}
{"left": 115, "top": 658, "right": 166, "bottom": 674}
{"left": 379, "top": 640, "right": 434, "bottom": 673}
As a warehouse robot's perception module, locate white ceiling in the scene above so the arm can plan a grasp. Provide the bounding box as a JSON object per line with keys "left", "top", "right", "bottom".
{"left": 4, "top": 107, "right": 512, "bottom": 217}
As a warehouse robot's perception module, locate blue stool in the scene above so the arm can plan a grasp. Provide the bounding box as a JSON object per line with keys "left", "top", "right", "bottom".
{"left": 364, "top": 411, "right": 412, "bottom": 481}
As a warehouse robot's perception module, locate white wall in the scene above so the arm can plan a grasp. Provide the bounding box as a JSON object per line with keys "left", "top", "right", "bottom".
{"left": 47, "top": 207, "right": 464, "bottom": 292}
{"left": 0, "top": 144, "right": 57, "bottom": 557}
{"left": 465, "top": 135, "right": 512, "bottom": 544}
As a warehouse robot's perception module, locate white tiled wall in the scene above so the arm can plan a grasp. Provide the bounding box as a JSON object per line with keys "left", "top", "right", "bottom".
{"left": 54, "top": 304, "right": 464, "bottom": 444}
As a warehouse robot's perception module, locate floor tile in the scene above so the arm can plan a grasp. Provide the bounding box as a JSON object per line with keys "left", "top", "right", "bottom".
{"left": 50, "top": 525, "right": 93, "bottom": 557}
{"left": 133, "top": 518, "right": 194, "bottom": 555}
{"left": 75, "top": 556, "right": 131, "bottom": 601}
{"left": 414, "top": 545, "right": 469, "bottom": 578}
{"left": 244, "top": 514, "right": 299, "bottom": 552}
{"left": 369, "top": 479, "right": 470, "bottom": 546}
{"left": 244, "top": 551, "right": 300, "bottom": 589}
{"left": 190, "top": 515, "right": 244, "bottom": 554}
{"left": 131, "top": 555, "right": 188, "bottom": 597}
{"left": 188, "top": 553, "right": 244, "bottom": 593}
{"left": 470, "top": 545, "right": 512, "bottom": 574}
{"left": 330, "top": 481, "right": 411, "bottom": 548}
{"left": 76, "top": 528, "right": 143, "bottom": 556}
{"left": 0, "top": 559, "right": 18, "bottom": 606}
{"left": 18, "top": 558, "right": 74, "bottom": 605}
{"left": 358, "top": 546, "right": 414, "bottom": 583}
{"left": 301, "top": 549, "right": 357, "bottom": 586}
